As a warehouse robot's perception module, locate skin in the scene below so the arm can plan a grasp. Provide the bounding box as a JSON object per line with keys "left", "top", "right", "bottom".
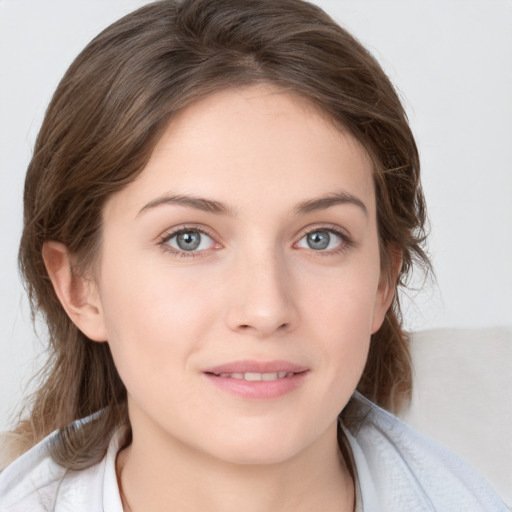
{"left": 44, "top": 84, "right": 395, "bottom": 512}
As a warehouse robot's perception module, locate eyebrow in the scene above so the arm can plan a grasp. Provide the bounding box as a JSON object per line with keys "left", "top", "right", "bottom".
{"left": 295, "top": 191, "right": 368, "bottom": 216}
{"left": 137, "top": 190, "right": 367, "bottom": 218}
{"left": 137, "top": 194, "right": 236, "bottom": 217}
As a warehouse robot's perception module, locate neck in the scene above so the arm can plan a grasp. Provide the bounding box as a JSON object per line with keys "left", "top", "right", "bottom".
{"left": 116, "top": 420, "right": 354, "bottom": 512}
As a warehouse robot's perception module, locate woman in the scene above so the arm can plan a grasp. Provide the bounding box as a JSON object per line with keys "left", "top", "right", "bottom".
{"left": 0, "top": 0, "right": 506, "bottom": 510}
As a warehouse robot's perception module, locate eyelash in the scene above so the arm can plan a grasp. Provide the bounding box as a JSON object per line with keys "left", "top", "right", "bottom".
{"left": 298, "top": 224, "right": 354, "bottom": 256}
{"left": 158, "top": 225, "right": 215, "bottom": 259}
{"left": 157, "top": 224, "right": 354, "bottom": 258}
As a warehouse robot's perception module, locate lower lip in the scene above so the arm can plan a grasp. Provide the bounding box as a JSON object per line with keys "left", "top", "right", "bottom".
{"left": 203, "top": 372, "right": 309, "bottom": 399}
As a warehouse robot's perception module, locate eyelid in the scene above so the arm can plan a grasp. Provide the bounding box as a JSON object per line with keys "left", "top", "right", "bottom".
{"left": 294, "top": 223, "right": 354, "bottom": 253}
{"left": 156, "top": 222, "right": 354, "bottom": 258}
{"left": 298, "top": 223, "right": 351, "bottom": 239}
{"left": 158, "top": 224, "right": 221, "bottom": 257}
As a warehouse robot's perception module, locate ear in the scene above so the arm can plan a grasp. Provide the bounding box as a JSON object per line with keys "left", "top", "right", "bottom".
{"left": 42, "top": 241, "right": 107, "bottom": 342}
{"left": 371, "top": 248, "right": 402, "bottom": 334}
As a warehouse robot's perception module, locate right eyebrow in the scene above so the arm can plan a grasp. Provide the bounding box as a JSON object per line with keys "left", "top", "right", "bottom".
{"left": 136, "top": 194, "right": 237, "bottom": 218}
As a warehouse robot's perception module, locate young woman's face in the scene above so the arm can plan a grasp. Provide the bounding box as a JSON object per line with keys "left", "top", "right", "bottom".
{"left": 93, "top": 84, "right": 392, "bottom": 465}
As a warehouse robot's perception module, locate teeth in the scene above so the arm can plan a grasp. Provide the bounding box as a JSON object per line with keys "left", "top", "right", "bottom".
{"left": 217, "top": 371, "right": 293, "bottom": 381}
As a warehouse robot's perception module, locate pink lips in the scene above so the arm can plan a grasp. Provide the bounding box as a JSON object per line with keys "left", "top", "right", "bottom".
{"left": 203, "top": 360, "right": 309, "bottom": 399}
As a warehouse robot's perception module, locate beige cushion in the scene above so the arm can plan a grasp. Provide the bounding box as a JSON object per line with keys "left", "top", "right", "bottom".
{"left": 399, "top": 327, "right": 512, "bottom": 506}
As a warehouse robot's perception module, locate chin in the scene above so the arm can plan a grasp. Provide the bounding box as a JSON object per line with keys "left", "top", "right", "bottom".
{"left": 215, "top": 446, "right": 299, "bottom": 466}
{"left": 201, "top": 428, "right": 315, "bottom": 467}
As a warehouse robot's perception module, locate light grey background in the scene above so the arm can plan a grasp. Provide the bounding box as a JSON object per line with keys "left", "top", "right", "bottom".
{"left": 1, "top": 1, "right": 511, "bottom": 432}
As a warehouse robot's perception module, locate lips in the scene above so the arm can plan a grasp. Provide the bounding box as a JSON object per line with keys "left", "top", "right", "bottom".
{"left": 213, "top": 371, "right": 295, "bottom": 381}
{"left": 203, "top": 360, "right": 309, "bottom": 399}
{"left": 204, "top": 360, "right": 308, "bottom": 375}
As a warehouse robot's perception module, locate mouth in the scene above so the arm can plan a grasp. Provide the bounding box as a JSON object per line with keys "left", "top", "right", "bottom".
{"left": 202, "top": 360, "right": 309, "bottom": 399}
{"left": 206, "top": 371, "right": 300, "bottom": 381}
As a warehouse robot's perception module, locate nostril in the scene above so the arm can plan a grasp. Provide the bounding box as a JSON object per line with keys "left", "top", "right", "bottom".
{"left": 238, "top": 322, "right": 289, "bottom": 331}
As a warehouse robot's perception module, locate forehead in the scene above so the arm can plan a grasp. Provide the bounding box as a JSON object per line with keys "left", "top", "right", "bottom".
{"left": 104, "top": 84, "right": 376, "bottom": 220}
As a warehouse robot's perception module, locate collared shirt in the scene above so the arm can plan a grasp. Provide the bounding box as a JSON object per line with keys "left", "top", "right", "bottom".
{"left": 0, "top": 393, "right": 507, "bottom": 511}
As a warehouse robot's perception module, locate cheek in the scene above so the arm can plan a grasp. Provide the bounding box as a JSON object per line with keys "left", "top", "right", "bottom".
{"left": 298, "top": 257, "right": 380, "bottom": 377}
{"left": 299, "top": 255, "right": 381, "bottom": 332}
{"left": 96, "top": 252, "right": 217, "bottom": 381}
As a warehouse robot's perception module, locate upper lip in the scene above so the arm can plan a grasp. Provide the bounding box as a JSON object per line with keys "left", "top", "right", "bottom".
{"left": 203, "top": 360, "right": 308, "bottom": 375}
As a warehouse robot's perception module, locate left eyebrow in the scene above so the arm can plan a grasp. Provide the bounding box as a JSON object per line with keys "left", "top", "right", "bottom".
{"left": 295, "top": 191, "right": 368, "bottom": 217}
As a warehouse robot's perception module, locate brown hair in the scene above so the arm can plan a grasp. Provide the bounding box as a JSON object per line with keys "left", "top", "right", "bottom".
{"left": 14, "top": 0, "right": 429, "bottom": 468}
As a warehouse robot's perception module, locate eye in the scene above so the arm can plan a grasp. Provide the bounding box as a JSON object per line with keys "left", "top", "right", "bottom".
{"left": 296, "top": 228, "right": 345, "bottom": 251}
{"left": 161, "top": 228, "right": 216, "bottom": 254}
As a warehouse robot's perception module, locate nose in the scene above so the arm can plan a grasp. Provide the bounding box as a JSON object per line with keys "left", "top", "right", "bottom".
{"left": 225, "top": 249, "right": 299, "bottom": 338}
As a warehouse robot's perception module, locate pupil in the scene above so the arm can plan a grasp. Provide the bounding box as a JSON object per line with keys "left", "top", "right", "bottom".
{"left": 177, "top": 231, "right": 201, "bottom": 251}
{"left": 307, "top": 231, "right": 330, "bottom": 250}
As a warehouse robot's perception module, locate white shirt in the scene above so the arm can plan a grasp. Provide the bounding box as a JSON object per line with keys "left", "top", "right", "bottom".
{"left": 0, "top": 393, "right": 507, "bottom": 511}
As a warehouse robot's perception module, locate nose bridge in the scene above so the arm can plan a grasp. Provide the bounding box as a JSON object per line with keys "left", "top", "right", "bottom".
{"left": 226, "top": 241, "right": 297, "bottom": 337}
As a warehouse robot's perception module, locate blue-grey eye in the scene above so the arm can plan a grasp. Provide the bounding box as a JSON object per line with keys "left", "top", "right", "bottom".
{"left": 297, "top": 230, "right": 342, "bottom": 251}
{"left": 166, "top": 230, "right": 214, "bottom": 252}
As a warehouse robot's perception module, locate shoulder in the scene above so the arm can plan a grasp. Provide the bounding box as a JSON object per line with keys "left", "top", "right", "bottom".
{"left": 0, "top": 426, "right": 124, "bottom": 512}
{"left": 0, "top": 429, "right": 64, "bottom": 511}
{"left": 343, "top": 392, "right": 508, "bottom": 512}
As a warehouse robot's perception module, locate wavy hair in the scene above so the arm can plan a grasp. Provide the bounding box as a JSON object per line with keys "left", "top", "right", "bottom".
{"left": 12, "top": 0, "right": 429, "bottom": 469}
